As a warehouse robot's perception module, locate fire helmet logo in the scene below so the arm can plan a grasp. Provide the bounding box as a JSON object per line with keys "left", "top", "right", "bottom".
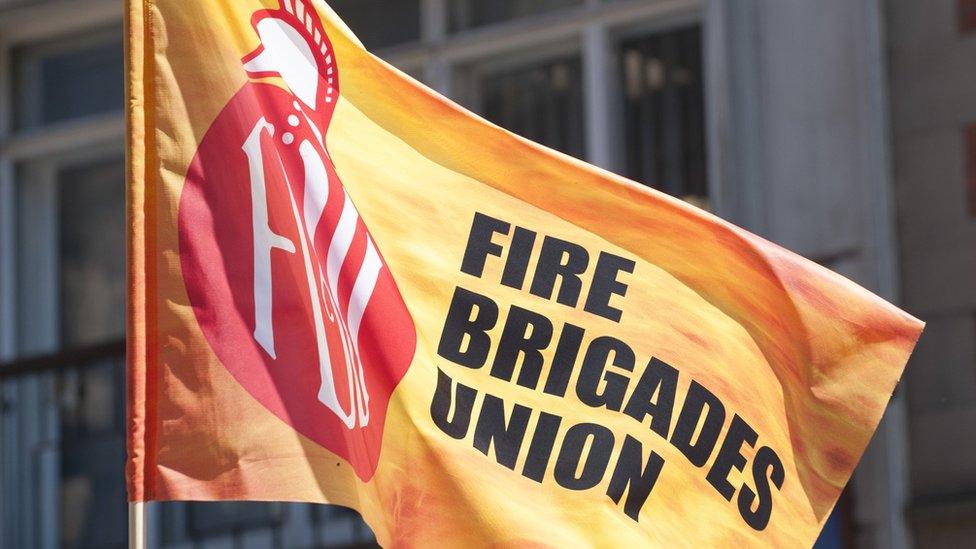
{"left": 179, "top": 0, "right": 416, "bottom": 480}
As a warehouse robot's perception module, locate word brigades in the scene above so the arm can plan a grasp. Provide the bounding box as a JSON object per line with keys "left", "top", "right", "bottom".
{"left": 431, "top": 212, "right": 786, "bottom": 530}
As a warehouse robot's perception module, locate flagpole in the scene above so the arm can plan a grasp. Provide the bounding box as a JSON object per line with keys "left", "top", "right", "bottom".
{"left": 128, "top": 501, "right": 147, "bottom": 549}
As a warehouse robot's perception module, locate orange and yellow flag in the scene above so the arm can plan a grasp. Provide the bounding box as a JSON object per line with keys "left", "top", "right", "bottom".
{"left": 126, "top": 1, "right": 923, "bottom": 546}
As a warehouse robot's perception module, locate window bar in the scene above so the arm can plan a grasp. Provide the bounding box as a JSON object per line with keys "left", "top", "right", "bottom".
{"left": 682, "top": 28, "right": 707, "bottom": 200}
{"left": 661, "top": 30, "right": 685, "bottom": 197}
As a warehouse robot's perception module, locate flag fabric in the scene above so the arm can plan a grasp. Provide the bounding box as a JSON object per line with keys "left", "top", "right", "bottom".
{"left": 125, "top": 0, "right": 923, "bottom": 546}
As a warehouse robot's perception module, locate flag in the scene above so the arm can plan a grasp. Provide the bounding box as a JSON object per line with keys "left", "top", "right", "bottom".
{"left": 126, "top": 0, "right": 923, "bottom": 545}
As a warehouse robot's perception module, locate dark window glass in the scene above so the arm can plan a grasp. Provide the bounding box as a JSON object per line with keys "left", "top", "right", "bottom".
{"left": 813, "top": 491, "right": 850, "bottom": 548}
{"left": 55, "top": 159, "right": 127, "bottom": 549}
{"left": 160, "top": 502, "right": 378, "bottom": 546}
{"left": 814, "top": 512, "right": 844, "bottom": 549}
{"left": 13, "top": 30, "right": 123, "bottom": 130}
{"left": 59, "top": 160, "right": 125, "bottom": 347}
{"left": 184, "top": 502, "right": 285, "bottom": 539}
{"left": 450, "top": 0, "right": 583, "bottom": 31}
{"left": 59, "top": 355, "right": 126, "bottom": 549}
{"left": 480, "top": 55, "right": 585, "bottom": 159}
{"left": 311, "top": 505, "right": 379, "bottom": 547}
{"left": 621, "top": 26, "right": 708, "bottom": 201}
{"left": 329, "top": 0, "right": 421, "bottom": 50}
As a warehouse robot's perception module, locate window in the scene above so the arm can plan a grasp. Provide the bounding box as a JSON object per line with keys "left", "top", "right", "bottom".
{"left": 312, "top": 505, "right": 379, "bottom": 547}
{"left": 12, "top": 28, "right": 123, "bottom": 130}
{"left": 15, "top": 156, "right": 124, "bottom": 353}
{"left": 185, "top": 502, "right": 286, "bottom": 538}
{"left": 3, "top": 17, "right": 128, "bottom": 549}
{"left": 58, "top": 353, "right": 127, "bottom": 549}
{"left": 329, "top": 0, "right": 421, "bottom": 50}
{"left": 58, "top": 161, "right": 125, "bottom": 347}
{"left": 55, "top": 159, "right": 127, "bottom": 548}
{"left": 449, "top": 0, "right": 583, "bottom": 31}
{"left": 13, "top": 155, "right": 127, "bottom": 549}
{"left": 813, "top": 491, "right": 851, "bottom": 548}
{"left": 478, "top": 55, "right": 585, "bottom": 159}
{"left": 621, "top": 26, "right": 707, "bottom": 202}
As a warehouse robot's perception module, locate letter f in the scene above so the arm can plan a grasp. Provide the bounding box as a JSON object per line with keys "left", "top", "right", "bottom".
{"left": 244, "top": 118, "right": 296, "bottom": 359}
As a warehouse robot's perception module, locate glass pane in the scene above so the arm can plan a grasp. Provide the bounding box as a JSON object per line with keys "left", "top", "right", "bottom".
{"left": 312, "top": 504, "right": 379, "bottom": 547}
{"left": 621, "top": 26, "right": 708, "bottom": 202}
{"left": 813, "top": 496, "right": 849, "bottom": 548}
{"left": 480, "top": 55, "right": 585, "bottom": 159}
{"left": 13, "top": 29, "right": 123, "bottom": 130}
{"left": 184, "top": 502, "right": 285, "bottom": 538}
{"left": 51, "top": 158, "right": 127, "bottom": 548}
{"left": 13, "top": 156, "right": 127, "bottom": 548}
{"left": 59, "top": 160, "right": 125, "bottom": 347}
{"left": 15, "top": 163, "right": 57, "bottom": 355}
{"left": 450, "top": 0, "right": 583, "bottom": 31}
{"left": 329, "top": 0, "right": 421, "bottom": 50}
{"left": 59, "top": 356, "right": 126, "bottom": 549}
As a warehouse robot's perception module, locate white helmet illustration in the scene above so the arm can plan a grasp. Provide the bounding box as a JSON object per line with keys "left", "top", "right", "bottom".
{"left": 240, "top": 0, "right": 374, "bottom": 430}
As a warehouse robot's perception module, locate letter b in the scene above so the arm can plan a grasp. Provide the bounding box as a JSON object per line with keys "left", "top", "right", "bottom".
{"left": 437, "top": 287, "right": 499, "bottom": 369}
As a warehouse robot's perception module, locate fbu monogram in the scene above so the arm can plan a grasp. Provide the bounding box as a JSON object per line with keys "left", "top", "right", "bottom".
{"left": 179, "top": 0, "right": 416, "bottom": 480}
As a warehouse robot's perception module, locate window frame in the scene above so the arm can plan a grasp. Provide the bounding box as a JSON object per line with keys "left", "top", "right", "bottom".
{"left": 617, "top": 23, "right": 708, "bottom": 201}
{"left": 0, "top": 4, "right": 132, "bottom": 549}
{"left": 0, "top": 0, "right": 125, "bottom": 364}
{"left": 14, "top": 145, "right": 124, "bottom": 353}
{"left": 11, "top": 25, "right": 123, "bottom": 131}
{"left": 383, "top": 0, "right": 704, "bottom": 175}
{"left": 451, "top": 36, "right": 582, "bottom": 127}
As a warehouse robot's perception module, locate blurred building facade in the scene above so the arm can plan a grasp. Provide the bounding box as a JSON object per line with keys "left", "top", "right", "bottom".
{"left": 0, "top": 0, "right": 972, "bottom": 548}
{"left": 888, "top": 0, "right": 976, "bottom": 545}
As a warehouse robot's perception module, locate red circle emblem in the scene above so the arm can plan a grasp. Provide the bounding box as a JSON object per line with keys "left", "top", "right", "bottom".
{"left": 178, "top": 0, "right": 416, "bottom": 480}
